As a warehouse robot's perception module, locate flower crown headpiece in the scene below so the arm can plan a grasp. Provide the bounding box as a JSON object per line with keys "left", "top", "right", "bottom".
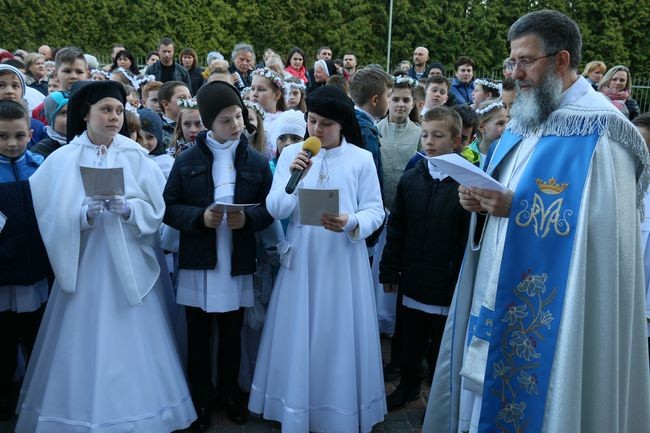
{"left": 253, "top": 67, "right": 284, "bottom": 91}
{"left": 90, "top": 69, "right": 110, "bottom": 79}
{"left": 475, "top": 100, "right": 504, "bottom": 116}
{"left": 111, "top": 67, "right": 138, "bottom": 88}
{"left": 284, "top": 80, "right": 306, "bottom": 92}
{"left": 474, "top": 78, "right": 502, "bottom": 93}
{"left": 134, "top": 74, "right": 156, "bottom": 91}
{"left": 241, "top": 86, "right": 252, "bottom": 96}
{"left": 177, "top": 97, "right": 198, "bottom": 109}
{"left": 245, "top": 101, "right": 265, "bottom": 120}
{"left": 393, "top": 75, "right": 419, "bottom": 88}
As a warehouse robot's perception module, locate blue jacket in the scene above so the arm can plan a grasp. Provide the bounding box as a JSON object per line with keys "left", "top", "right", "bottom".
{"left": 0, "top": 150, "right": 43, "bottom": 183}
{"left": 29, "top": 118, "right": 46, "bottom": 149}
{"left": 449, "top": 78, "right": 475, "bottom": 105}
{"left": 355, "top": 109, "right": 383, "bottom": 193}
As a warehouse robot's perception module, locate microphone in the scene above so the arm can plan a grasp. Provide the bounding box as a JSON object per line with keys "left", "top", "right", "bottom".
{"left": 285, "top": 137, "right": 322, "bottom": 194}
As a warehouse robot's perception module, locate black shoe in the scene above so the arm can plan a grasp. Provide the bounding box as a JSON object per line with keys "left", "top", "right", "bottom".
{"left": 386, "top": 386, "right": 421, "bottom": 411}
{"left": 223, "top": 393, "right": 247, "bottom": 425}
{"left": 190, "top": 406, "right": 211, "bottom": 431}
{"left": 383, "top": 363, "right": 401, "bottom": 382}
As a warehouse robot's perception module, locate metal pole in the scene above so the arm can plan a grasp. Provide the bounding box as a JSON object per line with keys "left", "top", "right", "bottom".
{"left": 386, "top": 0, "right": 393, "bottom": 72}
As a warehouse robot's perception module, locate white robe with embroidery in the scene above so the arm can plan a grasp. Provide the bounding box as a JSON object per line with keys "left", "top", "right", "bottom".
{"left": 16, "top": 133, "right": 195, "bottom": 433}
{"left": 423, "top": 77, "right": 650, "bottom": 433}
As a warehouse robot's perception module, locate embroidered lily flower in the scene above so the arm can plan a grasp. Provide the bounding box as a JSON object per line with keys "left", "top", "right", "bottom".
{"left": 517, "top": 370, "right": 539, "bottom": 395}
{"left": 509, "top": 330, "right": 540, "bottom": 361}
{"left": 493, "top": 359, "right": 511, "bottom": 379}
{"left": 539, "top": 310, "right": 554, "bottom": 329}
{"left": 497, "top": 401, "right": 526, "bottom": 424}
{"left": 517, "top": 272, "right": 547, "bottom": 297}
{"left": 503, "top": 303, "right": 528, "bottom": 325}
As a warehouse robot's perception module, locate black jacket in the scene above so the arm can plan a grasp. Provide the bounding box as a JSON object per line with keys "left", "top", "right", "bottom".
{"left": 163, "top": 131, "right": 273, "bottom": 274}
{"left": 187, "top": 67, "right": 205, "bottom": 96}
{"left": 145, "top": 61, "right": 192, "bottom": 93}
{"left": 379, "top": 159, "right": 470, "bottom": 306}
{"left": 0, "top": 180, "right": 51, "bottom": 285}
{"left": 31, "top": 137, "right": 64, "bottom": 159}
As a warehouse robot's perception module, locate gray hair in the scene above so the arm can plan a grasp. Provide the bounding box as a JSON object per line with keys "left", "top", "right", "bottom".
{"left": 206, "top": 51, "right": 224, "bottom": 64}
{"left": 508, "top": 9, "right": 582, "bottom": 70}
{"left": 231, "top": 43, "right": 256, "bottom": 64}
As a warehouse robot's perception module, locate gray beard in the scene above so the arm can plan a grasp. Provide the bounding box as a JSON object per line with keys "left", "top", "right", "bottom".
{"left": 511, "top": 70, "right": 564, "bottom": 130}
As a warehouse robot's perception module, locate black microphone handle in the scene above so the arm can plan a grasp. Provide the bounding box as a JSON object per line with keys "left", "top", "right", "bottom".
{"left": 285, "top": 150, "right": 313, "bottom": 194}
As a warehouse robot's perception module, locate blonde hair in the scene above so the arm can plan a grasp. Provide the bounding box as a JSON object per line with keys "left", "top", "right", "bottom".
{"left": 173, "top": 107, "right": 199, "bottom": 145}
{"left": 598, "top": 65, "right": 633, "bottom": 94}
{"left": 582, "top": 60, "right": 606, "bottom": 78}
{"left": 475, "top": 100, "right": 505, "bottom": 139}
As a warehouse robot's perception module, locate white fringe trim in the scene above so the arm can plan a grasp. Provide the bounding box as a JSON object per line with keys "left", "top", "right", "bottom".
{"left": 509, "top": 104, "right": 650, "bottom": 214}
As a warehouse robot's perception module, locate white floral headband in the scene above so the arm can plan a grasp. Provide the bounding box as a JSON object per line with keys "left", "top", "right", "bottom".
{"left": 134, "top": 74, "right": 156, "bottom": 91}
{"left": 393, "top": 75, "right": 419, "bottom": 88}
{"left": 253, "top": 67, "right": 284, "bottom": 90}
{"left": 284, "top": 80, "right": 306, "bottom": 92}
{"left": 475, "top": 100, "right": 504, "bottom": 116}
{"left": 90, "top": 69, "right": 110, "bottom": 79}
{"left": 474, "top": 78, "right": 502, "bottom": 93}
{"left": 241, "top": 86, "right": 252, "bottom": 96}
{"left": 177, "top": 97, "right": 198, "bottom": 109}
{"left": 245, "top": 101, "right": 265, "bottom": 120}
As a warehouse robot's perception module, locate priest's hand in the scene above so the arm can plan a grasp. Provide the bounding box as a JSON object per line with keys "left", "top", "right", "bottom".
{"left": 226, "top": 211, "right": 246, "bottom": 230}
{"left": 85, "top": 199, "right": 105, "bottom": 222}
{"left": 458, "top": 186, "right": 484, "bottom": 213}
{"left": 321, "top": 213, "right": 348, "bottom": 233}
{"left": 204, "top": 208, "right": 223, "bottom": 228}
{"left": 107, "top": 197, "right": 131, "bottom": 219}
{"left": 468, "top": 187, "right": 513, "bottom": 217}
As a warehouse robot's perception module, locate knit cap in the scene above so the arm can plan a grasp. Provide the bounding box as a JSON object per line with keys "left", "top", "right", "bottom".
{"left": 196, "top": 81, "right": 254, "bottom": 133}
{"left": 43, "top": 91, "right": 69, "bottom": 126}
{"left": 269, "top": 109, "right": 307, "bottom": 146}
{"left": 0, "top": 64, "right": 26, "bottom": 96}
{"left": 138, "top": 108, "right": 162, "bottom": 144}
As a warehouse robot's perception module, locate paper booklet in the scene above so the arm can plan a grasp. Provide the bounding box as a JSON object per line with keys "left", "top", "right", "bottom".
{"left": 208, "top": 201, "right": 259, "bottom": 212}
{"left": 79, "top": 166, "right": 125, "bottom": 199}
{"left": 298, "top": 188, "right": 339, "bottom": 226}
{"left": 426, "top": 153, "right": 506, "bottom": 192}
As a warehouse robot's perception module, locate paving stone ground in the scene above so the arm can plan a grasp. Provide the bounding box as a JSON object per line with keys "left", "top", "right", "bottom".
{"left": 1, "top": 336, "right": 429, "bottom": 433}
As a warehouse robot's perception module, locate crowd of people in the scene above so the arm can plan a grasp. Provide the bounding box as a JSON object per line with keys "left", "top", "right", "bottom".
{"left": 0, "top": 8, "right": 649, "bottom": 433}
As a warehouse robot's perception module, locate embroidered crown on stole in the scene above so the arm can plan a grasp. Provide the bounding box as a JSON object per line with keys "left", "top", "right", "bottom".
{"left": 535, "top": 177, "right": 568, "bottom": 195}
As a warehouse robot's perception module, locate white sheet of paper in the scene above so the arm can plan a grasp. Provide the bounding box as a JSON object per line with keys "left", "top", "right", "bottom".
{"left": 0, "top": 211, "right": 6, "bottom": 234}
{"left": 427, "top": 153, "right": 505, "bottom": 191}
{"left": 208, "top": 201, "right": 259, "bottom": 212}
{"left": 299, "top": 188, "right": 339, "bottom": 226}
{"left": 79, "top": 166, "right": 125, "bottom": 198}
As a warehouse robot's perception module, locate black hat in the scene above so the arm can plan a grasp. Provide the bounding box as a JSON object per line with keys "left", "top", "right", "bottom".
{"left": 66, "top": 80, "right": 129, "bottom": 142}
{"left": 196, "top": 81, "right": 255, "bottom": 134}
{"left": 305, "top": 85, "right": 362, "bottom": 146}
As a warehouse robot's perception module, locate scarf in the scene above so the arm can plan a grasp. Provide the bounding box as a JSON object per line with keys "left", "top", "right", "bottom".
{"left": 600, "top": 85, "right": 629, "bottom": 111}
{"left": 284, "top": 65, "right": 308, "bottom": 84}
{"left": 45, "top": 126, "right": 67, "bottom": 145}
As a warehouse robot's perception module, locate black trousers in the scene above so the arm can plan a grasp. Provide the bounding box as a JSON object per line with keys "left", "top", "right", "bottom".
{"left": 399, "top": 306, "right": 447, "bottom": 391}
{"left": 185, "top": 307, "right": 244, "bottom": 408}
{"left": 0, "top": 306, "right": 44, "bottom": 397}
{"left": 388, "top": 290, "right": 404, "bottom": 367}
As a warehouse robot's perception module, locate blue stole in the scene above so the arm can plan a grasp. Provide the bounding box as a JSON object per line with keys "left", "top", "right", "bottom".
{"left": 477, "top": 130, "right": 598, "bottom": 433}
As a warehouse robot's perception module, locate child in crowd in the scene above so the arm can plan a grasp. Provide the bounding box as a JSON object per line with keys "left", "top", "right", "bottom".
{"left": 284, "top": 76, "right": 307, "bottom": 112}
{"left": 249, "top": 85, "right": 386, "bottom": 433}
{"left": 89, "top": 69, "right": 109, "bottom": 81}
{"left": 125, "top": 110, "right": 141, "bottom": 143}
{"left": 471, "top": 78, "right": 501, "bottom": 109}
{"left": 31, "top": 91, "right": 69, "bottom": 158}
{"left": 170, "top": 97, "right": 204, "bottom": 156}
{"left": 412, "top": 85, "right": 425, "bottom": 115}
{"left": 207, "top": 66, "right": 233, "bottom": 85}
{"left": 158, "top": 81, "right": 192, "bottom": 148}
{"left": 500, "top": 78, "right": 515, "bottom": 121}
{"left": 453, "top": 104, "right": 481, "bottom": 164}
{"left": 269, "top": 109, "right": 306, "bottom": 161}
{"left": 141, "top": 80, "right": 163, "bottom": 113}
{"left": 250, "top": 68, "right": 285, "bottom": 159}
{"left": 632, "top": 112, "right": 650, "bottom": 361}
{"left": 0, "top": 100, "right": 49, "bottom": 420}
{"left": 421, "top": 75, "right": 449, "bottom": 116}
{"left": 163, "top": 81, "right": 274, "bottom": 429}
{"left": 468, "top": 99, "right": 507, "bottom": 167}
{"left": 0, "top": 65, "right": 44, "bottom": 148}
{"left": 139, "top": 108, "right": 174, "bottom": 178}
{"left": 16, "top": 80, "right": 196, "bottom": 433}
{"left": 243, "top": 101, "right": 267, "bottom": 156}
{"left": 46, "top": 75, "right": 61, "bottom": 94}
{"left": 380, "top": 106, "right": 470, "bottom": 410}
{"left": 372, "top": 74, "right": 422, "bottom": 356}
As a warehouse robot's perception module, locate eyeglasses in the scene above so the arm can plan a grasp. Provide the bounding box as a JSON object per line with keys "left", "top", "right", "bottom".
{"left": 503, "top": 52, "right": 560, "bottom": 72}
